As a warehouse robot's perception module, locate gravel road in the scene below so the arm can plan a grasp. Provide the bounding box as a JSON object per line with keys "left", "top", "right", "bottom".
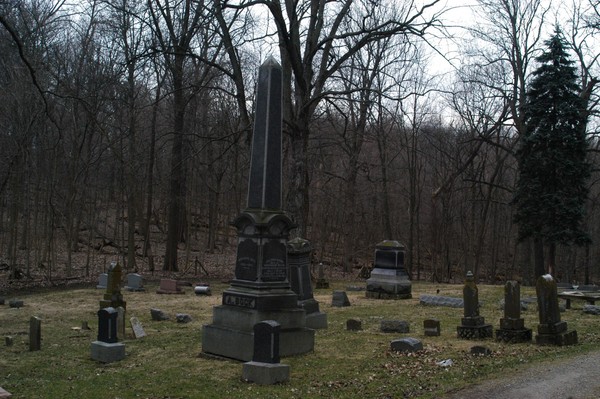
{"left": 442, "top": 349, "right": 600, "bottom": 399}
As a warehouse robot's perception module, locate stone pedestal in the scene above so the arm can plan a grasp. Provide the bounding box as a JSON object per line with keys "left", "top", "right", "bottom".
{"left": 202, "top": 58, "right": 313, "bottom": 361}
{"left": 495, "top": 281, "right": 532, "bottom": 343}
{"left": 90, "top": 341, "right": 125, "bottom": 363}
{"left": 535, "top": 274, "right": 577, "bottom": 346}
{"left": 242, "top": 362, "right": 290, "bottom": 385}
{"left": 366, "top": 241, "right": 411, "bottom": 299}
{"left": 457, "top": 271, "right": 492, "bottom": 339}
{"left": 288, "top": 237, "right": 327, "bottom": 329}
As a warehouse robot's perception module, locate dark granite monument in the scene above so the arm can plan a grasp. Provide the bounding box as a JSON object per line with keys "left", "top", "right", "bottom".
{"left": 495, "top": 281, "right": 532, "bottom": 343}
{"left": 457, "top": 271, "right": 493, "bottom": 339}
{"left": 29, "top": 316, "right": 41, "bottom": 351}
{"left": 287, "top": 237, "right": 327, "bottom": 329}
{"left": 91, "top": 307, "right": 125, "bottom": 363}
{"left": 242, "top": 321, "right": 290, "bottom": 385}
{"left": 202, "top": 57, "right": 314, "bottom": 361}
{"left": 536, "top": 274, "right": 577, "bottom": 346}
{"left": 366, "top": 240, "right": 411, "bottom": 299}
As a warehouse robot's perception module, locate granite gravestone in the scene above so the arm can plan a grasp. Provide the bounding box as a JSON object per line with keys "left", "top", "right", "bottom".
{"left": 366, "top": 240, "right": 412, "bottom": 299}
{"left": 29, "top": 316, "right": 41, "bottom": 351}
{"left": 99, "top": 262, "right": 126, "bottom": 310}
{"left": 156, "top": 279, "right": 184, "bottom": 294}
{"left": 287, "top": 237, "right": 327, "bottom": 329}
{"left": 536, "top": 274, "right": 577, "bottom": 346}
{"left": 202, "top": 57, "right": 314, "bottom": 361}
{"left": 495, "top": 281, "right": 532, "bottom": 343}
{"left": 242, "top": 321, "right": 290, "bottom": 385}
{"left": 332, "top": 291, "right": 351, "bottom": 307}
{"left": 124, "top": 273, "right": 145, "bottom": 292}
{"left": 315, "top": 262, "right": 329, "bottom": 289}
{"left": 423, "top": 319, "right": 441, "bottom": 336}
{"left": 130, "top": 317, "right": 146, "bottom": 339}
{"left": 91, "top": 307, "right": 125, "bottom": 363}
{"left": 457, "top": 271, "right": 493, "bottom": 339}
{"left": 96, "top": 273, "right": 108, "bottom": 289}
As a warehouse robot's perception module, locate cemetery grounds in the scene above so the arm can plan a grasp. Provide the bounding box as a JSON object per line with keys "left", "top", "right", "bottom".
{"left": 1, "top": 280, "right": 600, "bottom": 399}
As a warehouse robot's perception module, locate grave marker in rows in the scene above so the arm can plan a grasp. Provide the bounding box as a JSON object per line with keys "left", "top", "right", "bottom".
{"left": 457, "top": 271, "right": 493, "bottom": 339}
{"left": 536, "top": 274, "right": 577, "bottom": 346}
{"left": 29, "top": 316, "right": 41, "bottom": 351}
{"left": 124, "top": 273, "right": 145, "bottom": 292}
{"left": 242, "top": 321, "right": 290, "bottom": 385}
{"left": 495, "top": 281, "right": 532, "bottom": 343}
{"left": 91, "top": 307, "right": 125, "bottom": 363}
{"left": 366, "top": 240, "right": 412, "bottom": 299}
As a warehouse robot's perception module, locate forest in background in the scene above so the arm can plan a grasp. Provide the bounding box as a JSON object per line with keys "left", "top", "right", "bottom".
{"left": 0, "top": 0, "right": 599, "bottom": 288}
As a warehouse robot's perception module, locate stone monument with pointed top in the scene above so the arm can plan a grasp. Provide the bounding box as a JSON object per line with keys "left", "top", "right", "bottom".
{"left": 457, "top": 271, "right": 493, "bottom": 339}
{"left": 202, "top": 57, "right": 314, "bottom": 361}
{"left": 495, "top": 281, "right": 532, "bottom": 342}
{"left": 535, "top": 274, "right": 577, "bottom": 345}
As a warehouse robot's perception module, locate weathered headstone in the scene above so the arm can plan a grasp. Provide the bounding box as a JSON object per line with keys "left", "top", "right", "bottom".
{"left": 390, "top": 337, "right": 423, "bottom": 353}
{"left": 0, "top": 297, "right": 4, "bottom": 305}
{"left": 332, "top": 291, "right": 351, "bottom": 307}
{"left": 380, "top": 320, "right": 410, "bottom": 333}
{"left": 130, "top": 317, "right": 146, "bottom": 339}
{"left": 81, "top": 321, "right": 90, "bottom": 330}
{"left": 116, "top": 306, "right": 126, "bottom": 341}
{"left": 366, "top": 240, "right": 411, "bottom": 299}
{"left": 124, "top": 273, "right": 145, "bottom": 292}
{"left": 583, "top": 304, "right": 600, "bottom": 315}
{"left": 9, "top": 300, "right": 23, "bottom": 308}
{"left": 5, "top": 336, "right": 13, "bottom": 347}
{"left": 99, "top": 261, "right": 126, "bottom": 310}
{"left": 156, "top": 279, "right": 184, "bottom": 294}
{"left": 535, "top": 274, "right": 577, "bottom": 346}
{"left": 176, "top": 313, "right": 192, "bottom": 323}
{"left": 96, "top": 273, "right": 108, "bottom": 289}
{"left": 315, "top": 262, "right": 329, "bottom": 289}
{"left": 29, "top": 316, "right": 41, "bottom": 351}
{"left": 470, "top": 345, "right": 492, "bottom": 356}
{"left": 423, "top": 319, "right": 441, "bottom": 336}
{"left": 242, "top": 321, "right": 290, "bottom": 385}
{"left": 150, "top": 308, "right": 169, "bottom": 321}
{"left": 457, "top": 271, "right": 493, "bottom": 339}
{"left": 346, "top": 319, "right": 362, "bottom": 331}
{"left": 495, "top": 281, "right": 532, "bottom": 343}
{"left": 194, "top": 285, "right": 211, "bottom": 295}
{"left": 91, "top": 307, "right": 125, "bottom": 363}
{"left": 0, "top": 387, "right": 12, "bottom": 399}
{"left": 420, "top": 295, "right": 463, "bottom": 308}
{"left": 287, "top": 237, "right": 327, "bottom": 329}
{"left": 202, "top": 57, "right": 314, "bottom": 361}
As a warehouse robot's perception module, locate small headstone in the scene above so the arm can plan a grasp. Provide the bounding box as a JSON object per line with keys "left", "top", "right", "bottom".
{"left": 0, "top": 387, "right": 12, "bottom": 399}
{"left": 124, "top": 273, "right": 145, "bottom": 292}
{"left": 496, "top": 281, "right": 532, "bottom": 343}
{"left": 457, "top": 271, "right": 493, "bottom": 339}
{"left": 583, "top": 304, "right": 600, "bottom": 315}
{"left": 380, "top": 320, "right": 410, "bottom": 333}
{"left": 5, "top": 336, "right": 13, "bottom": 346}
{"left": 315, "top": 262, "right": 329, "bottom": 289}
{"left": 419, "top": 295, "right": 463, "bottom": 308}
{"left": 81, "top": 321, "right": 90, "bottom": 330}
{"left": 536, "top": 274, "right": 577, "bottom": 346}
{"left": 0, "top": 297, "right": 5, "bottom": 305}
{"left": 390, "top": 337, "right": 423, "bottom": 353}
{"left": 9, "top": 300, "right": 23, "bottom": 308}
{"left": 470, "top": 345, "right": 492, "bottom": 356}
{"left": 97, "top": 307, "right": 118, "bottom": 343}
{"left": 130, "top": 317, "right": 147, "bottom": 339}
{"left": 29, "top": 316, "right": 41, "bottom": 351}
{"left": 96, "top": 273, "right": 108, "bottom": 289}
{"left": 346, "top": 319, "right": 362, "bottom": 331}
{"left": 116, "top": 306, "right": 126, "bottom": 340}
{"left": 176, "top": 313, "right": 192, "bottom": 323}
{"left": 194, "top": 285, "right": 211, "bottom": 295}
{"left": 423, "top": 319, "right": 441, "bottom": 336}
{"left": 91, "top": 307, "right": 125, "bottom": 363}
{"left": 332, "top": 291, "right": 351, "bottom": 307}
{"left": 242, "top": 320, "right": 290, "bottom": 385}
{"left": 156, "top": 279, "right": 184, "bottom": 294}
{"left": 150, "top": 308, "right": 169, "bottom": 321}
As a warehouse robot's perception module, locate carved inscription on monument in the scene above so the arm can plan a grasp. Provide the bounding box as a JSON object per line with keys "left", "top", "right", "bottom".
{"left": 235, "top": 239, "right": 258, "bottom": 281}
{"left": 223, "top": 293, "right": 257, "bottom": 309}
{"left": 261, "top": 240, "right": 287, "bottom": 282}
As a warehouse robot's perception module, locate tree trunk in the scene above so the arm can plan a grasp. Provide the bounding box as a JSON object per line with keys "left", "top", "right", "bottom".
{"left": 533, "top": 235, "right": 545, "bottom": 277}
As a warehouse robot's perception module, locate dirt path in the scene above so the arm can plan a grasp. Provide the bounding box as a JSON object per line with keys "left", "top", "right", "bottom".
{"left": 442, "top": 349, "right": 600, "bottom": 399}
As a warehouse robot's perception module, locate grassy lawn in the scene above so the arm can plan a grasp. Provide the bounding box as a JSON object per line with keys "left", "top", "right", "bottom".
{"left": 1, "top": 280, "right": 599, "bottom": 399}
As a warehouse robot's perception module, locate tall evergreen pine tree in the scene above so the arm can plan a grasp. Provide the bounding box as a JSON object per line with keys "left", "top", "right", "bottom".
{"left": 513, "top": 27, "right": 591, "bottom": 277}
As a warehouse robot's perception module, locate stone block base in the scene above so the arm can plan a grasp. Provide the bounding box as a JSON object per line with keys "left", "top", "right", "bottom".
{"left": 90, "top": 341, "right": 125, "bottom": 363}
{"left": 305, "top": 312, "right": 328, "bottom": 329}
{"left": 242, "top": 361, "right": 290, "bottom": 385}
{"left": 202, "top": 324, "right": 314, "bottom": 361}
{"left": 536, "top": 330, "right": 578, "bottom": 346}
{"left": 366, "top": 291, "right": 412, "bottom": 299}
{"left": 457, "top": 324, "right": 493, "bottom": 339}
{"left": 495, "top": 328, "right": 532, "bottom": 343}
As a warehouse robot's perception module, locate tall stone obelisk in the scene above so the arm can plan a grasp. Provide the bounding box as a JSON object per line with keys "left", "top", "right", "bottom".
{"left": 202, "top": 57, "right": 314, "bottom": 361}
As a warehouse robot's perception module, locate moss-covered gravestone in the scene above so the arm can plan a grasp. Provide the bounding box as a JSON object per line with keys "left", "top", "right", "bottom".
{"left": 536, "top": 274, "right": 577, "bottom": 346}
{"left": 495, "top": 281, "right": 532, "bottom": 343}
{"left": 457, "top": 271, "right": 492, "bottom": 339}
{"left": 99, "top": 261, "right": 126, "bottom": 310}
